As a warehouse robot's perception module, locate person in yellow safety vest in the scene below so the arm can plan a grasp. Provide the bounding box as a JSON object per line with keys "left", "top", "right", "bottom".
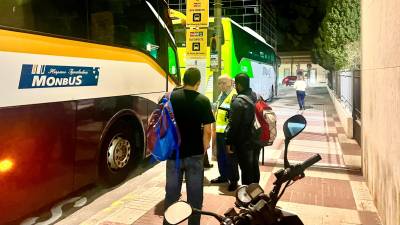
{"left": 210, "top": 75, "right": 239, "bottom": 191}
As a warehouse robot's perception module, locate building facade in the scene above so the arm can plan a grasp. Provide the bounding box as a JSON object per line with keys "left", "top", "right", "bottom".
{"left": 278, "top": 51, "right": 328, "bottom": 85}
{"left": 362, "top": 0, "right": 400, "bottom": 224}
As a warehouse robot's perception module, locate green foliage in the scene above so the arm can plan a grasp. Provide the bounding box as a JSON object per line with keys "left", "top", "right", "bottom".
{"left": 274, "top": 0, "right": 327, "bottom": 51}
{"left": 313, "top": 0, "right": 360, "bottom": 70}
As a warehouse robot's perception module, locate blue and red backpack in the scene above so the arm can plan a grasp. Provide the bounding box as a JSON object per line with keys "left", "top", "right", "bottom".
{"left": 146, "top": 92, "right": 181, "bottom": 162}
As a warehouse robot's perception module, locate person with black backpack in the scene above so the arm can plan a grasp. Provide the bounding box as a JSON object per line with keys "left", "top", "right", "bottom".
{"left": 225, "top": 73, "right": 262, "bottom": 185}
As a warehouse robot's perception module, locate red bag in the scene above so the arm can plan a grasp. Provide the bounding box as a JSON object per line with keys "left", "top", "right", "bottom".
{"left": 254, "top": 100, "right": 276, "bottom": 146}
{"left": 238, "top": 95, "right": 277, "bottom": 146}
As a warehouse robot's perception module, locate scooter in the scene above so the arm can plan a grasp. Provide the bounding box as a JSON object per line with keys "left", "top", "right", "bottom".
{"left": 164, "top": 114, "right": 322, "bottom": 225}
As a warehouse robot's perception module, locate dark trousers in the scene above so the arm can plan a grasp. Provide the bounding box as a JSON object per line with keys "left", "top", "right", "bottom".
{"left": 216, "top": 133, "right": 239, "bottom": 183}
{"left": 164, "top": 155, "right": 204, "bottom": 225}
{"left": 203, "top": 150, "right": 211, "bottom": 166}
{"left": 234, "top": 143, "right": 261, "bottom": 185}
{"left": 296, "top": 90, "right": 305, "bottom": 109}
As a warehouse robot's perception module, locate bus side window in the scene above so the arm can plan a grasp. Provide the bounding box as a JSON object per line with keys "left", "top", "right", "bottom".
{"left": 168, "top": 44, "right": 180, "bottom": 83}
{"left": 0, "top": 0, "right": 88, "bottom": 39}
{"left": 89, "top": 0, "right": 160, "bottom": 61}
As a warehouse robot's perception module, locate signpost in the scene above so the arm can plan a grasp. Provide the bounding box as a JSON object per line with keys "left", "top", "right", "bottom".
{"left": 186, "top": 0, "right": 209, "bottom": 96}
{"left": 186, "top": 0, "right": 209, "bottom": 27}
{"left": 186, "top": 28, "right": 207, "bottom": 59}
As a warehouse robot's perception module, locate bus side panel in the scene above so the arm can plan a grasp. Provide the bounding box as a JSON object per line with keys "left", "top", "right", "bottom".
{"left": 250, "top": 61, "right": 276, "bottom": 100}
{"left": 0, "top": 102, "right": 75, "bottom": 224}
{"left": 73, "top": 95, "right": 158, "bottom": 188}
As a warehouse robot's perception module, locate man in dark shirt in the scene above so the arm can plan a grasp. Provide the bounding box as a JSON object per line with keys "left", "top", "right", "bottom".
{"left": 225, "top": 73, "right": 261, "bottom": 185}
{"left": 164, "top": 67, "right": 215, "bottom": 225}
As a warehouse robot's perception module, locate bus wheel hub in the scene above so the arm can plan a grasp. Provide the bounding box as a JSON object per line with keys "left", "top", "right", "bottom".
{"left": 107, "top": 135, "right": 131, "bottom": 170}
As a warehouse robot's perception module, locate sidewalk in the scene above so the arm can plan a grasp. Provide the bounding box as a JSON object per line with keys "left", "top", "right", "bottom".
{"left": 264, "top": 85, "right": 362, "bottom": 169}
{"left": 63, "top": 85, "right": 382, "bottom": 225}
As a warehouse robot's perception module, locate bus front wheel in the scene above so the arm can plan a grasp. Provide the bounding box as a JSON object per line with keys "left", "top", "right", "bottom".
{"left": 99, "top": 120, "right": 140, "bottom": 187}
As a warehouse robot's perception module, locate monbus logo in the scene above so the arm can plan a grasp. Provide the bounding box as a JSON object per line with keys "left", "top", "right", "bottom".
{"left": 19, "top": 64, "right": 100, "bottom": 89}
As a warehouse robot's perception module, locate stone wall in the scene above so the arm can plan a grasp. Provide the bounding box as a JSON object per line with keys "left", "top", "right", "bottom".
{"left": 361, "top": 0, "right": 400, "bottom": 224}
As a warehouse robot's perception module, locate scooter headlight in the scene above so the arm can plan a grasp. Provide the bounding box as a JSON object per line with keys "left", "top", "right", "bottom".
{"left": 235, "top": 185, "right": 251, "bottom": 206}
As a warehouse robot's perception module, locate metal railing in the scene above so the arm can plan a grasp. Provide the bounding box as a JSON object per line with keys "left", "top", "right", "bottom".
{"left": 328, "top": 69, "right": 361, "bottom": 144}
{"left": 339, "top": 71, "right": 353, "bottom": 113}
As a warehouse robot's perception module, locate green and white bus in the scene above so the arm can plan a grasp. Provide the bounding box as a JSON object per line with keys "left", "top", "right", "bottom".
{"left": 171, "top": 10, "right": 278, "bottom": 100}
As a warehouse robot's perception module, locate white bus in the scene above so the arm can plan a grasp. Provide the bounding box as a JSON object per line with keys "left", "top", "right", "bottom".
{"left": 0, "top": 0, "right": 179, "bottom": 223}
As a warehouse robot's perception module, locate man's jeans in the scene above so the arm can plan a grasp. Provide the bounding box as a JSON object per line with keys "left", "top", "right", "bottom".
{"left": 216, "top": 133, "right": 234, "bottom": 182}
{"left": 296, "top": 90, "right": 305, "bottom": 109}
{"left": 164, "top": 154, "right": 204, "bottom": 225}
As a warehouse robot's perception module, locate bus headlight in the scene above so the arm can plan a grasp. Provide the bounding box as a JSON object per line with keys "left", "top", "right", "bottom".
{"left": 0, "top": 159, "right": 14, "bottom": 173}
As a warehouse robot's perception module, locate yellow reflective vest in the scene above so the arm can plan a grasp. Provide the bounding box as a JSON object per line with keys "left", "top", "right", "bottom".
{"left": 215, "top": 89, "right": 237, "bottom": 133}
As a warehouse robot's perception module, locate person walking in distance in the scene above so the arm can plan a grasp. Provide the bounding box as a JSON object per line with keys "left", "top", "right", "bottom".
{"left": 293, "top": 71, "right": 307, "bottom": 110}
{"left": 225, "top": 73, "right": 261, "bottom": 185}
{"left": 210, "top": 75, "right": 239, "bottom": 191}
{"left": 163, "top": 68, "right": 215, "bottom": 225}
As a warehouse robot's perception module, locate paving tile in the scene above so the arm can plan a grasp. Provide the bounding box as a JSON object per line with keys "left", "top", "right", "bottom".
{"left": 336, "top": 127, "right": 346, "bottom": 134}
{"left": 261, "top": 148, "right": 282, "bottom": 160}
{"left": 105, "top": 207, "right": 149, "bottom": 224}
{"left": 350, "top": 181, "right": 378, "bottom": 212}
{"left": 303, "top": 170, "right": 352, "bottom": 181}
{"left": 306, "top": 120, "right": 328, "bottom": 126}
{"left": 327, "top": 121, "right": 335, "bottom": 127}
{"left": 286, "top": 151, "right": 345, "bottom": 166}
{"left": 358, "top": 211, "right": 382, "bottom": 225}
{"left": 288, "top": 141, "right": 343, "bottom": 155}
{"left": 338, "top": 133, "right": 358, "bottom": 144}
{"left": 348, "top": 173, "right": 365, "bottom": 182}
{"left": 340, "top": 143, "right": 362, "bottom": 156}
{"left": 296, "top": 131, "right": 338, "bottom": 142}
{"left": 343, "top": 155, "right": 362, "bottom": 168}
{"left": 266, "top": 176, "right": 357, "bottom": 210}
{"left": 277, "top": 201, "right": 360, "bottom": 225}
{"left": 133, "top": 193, "right": 235, "bottom": 225}
{"left": 99, "top": 221, "right": 130, "bottom": 225}
{"left": 335, "top": 122, "right": 343, "bottom": 127}
{"left": 290, "top": 139, "right": 340, "bottom": 149}
{"left": 259, "top": 164, "right": 275, "bottom": 172}
{"left": 303, "top": 125, "right": 338, "bottom": 134}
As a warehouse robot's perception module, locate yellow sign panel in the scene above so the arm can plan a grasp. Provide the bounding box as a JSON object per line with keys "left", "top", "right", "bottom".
{"left": 186, "top": 28, "right": 207, "bottom": 58}
{"left": 186, "top": 0, "right": 209, "bottom": 27}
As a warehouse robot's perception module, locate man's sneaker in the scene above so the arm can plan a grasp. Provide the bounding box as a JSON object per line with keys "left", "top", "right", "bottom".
{"left": 228, "top": 182, "right": 238, "bottom": 191}
{"left": 210, "top": 177, "right": 228, "bottom": 184}
{"left": 204, "top": 163, "right": 214, "bottom": 168}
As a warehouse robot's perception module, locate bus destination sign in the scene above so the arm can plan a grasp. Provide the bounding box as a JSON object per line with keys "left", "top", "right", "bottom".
{"left": 18, "top": 64, "right": 100, "bottom": 89}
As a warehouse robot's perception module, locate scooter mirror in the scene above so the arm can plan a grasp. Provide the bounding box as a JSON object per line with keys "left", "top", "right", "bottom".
{"left": 164, "top": 201, "right": 193, "bottom": 224}
{"left": 283, "top": 114, "right": 307, "bottom": 168}
{"left": 283, "top": 114, "right": 307, "bottom": 141}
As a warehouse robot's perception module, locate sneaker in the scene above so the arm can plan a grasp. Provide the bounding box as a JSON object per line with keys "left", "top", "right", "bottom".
{"left": 204, "top": 163, "right": 213, "bottom": 168}
{"left": 210, "top": 177, "right": 228, "bottom": 184}
{"left": 228, "top": 182, "right": 238, "bottom": 191}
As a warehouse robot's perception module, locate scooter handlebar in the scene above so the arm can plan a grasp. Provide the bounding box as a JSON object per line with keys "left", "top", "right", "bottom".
{"left": 274, "top": 154, "right": 322, "bottom": 185}
{"left": 300, "top": 154, "right": 322, "bottom": 172}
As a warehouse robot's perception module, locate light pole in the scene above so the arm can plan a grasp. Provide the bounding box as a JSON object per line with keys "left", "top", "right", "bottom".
{"left": 212, "top": 0, "right": 222, "bottom": 102}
